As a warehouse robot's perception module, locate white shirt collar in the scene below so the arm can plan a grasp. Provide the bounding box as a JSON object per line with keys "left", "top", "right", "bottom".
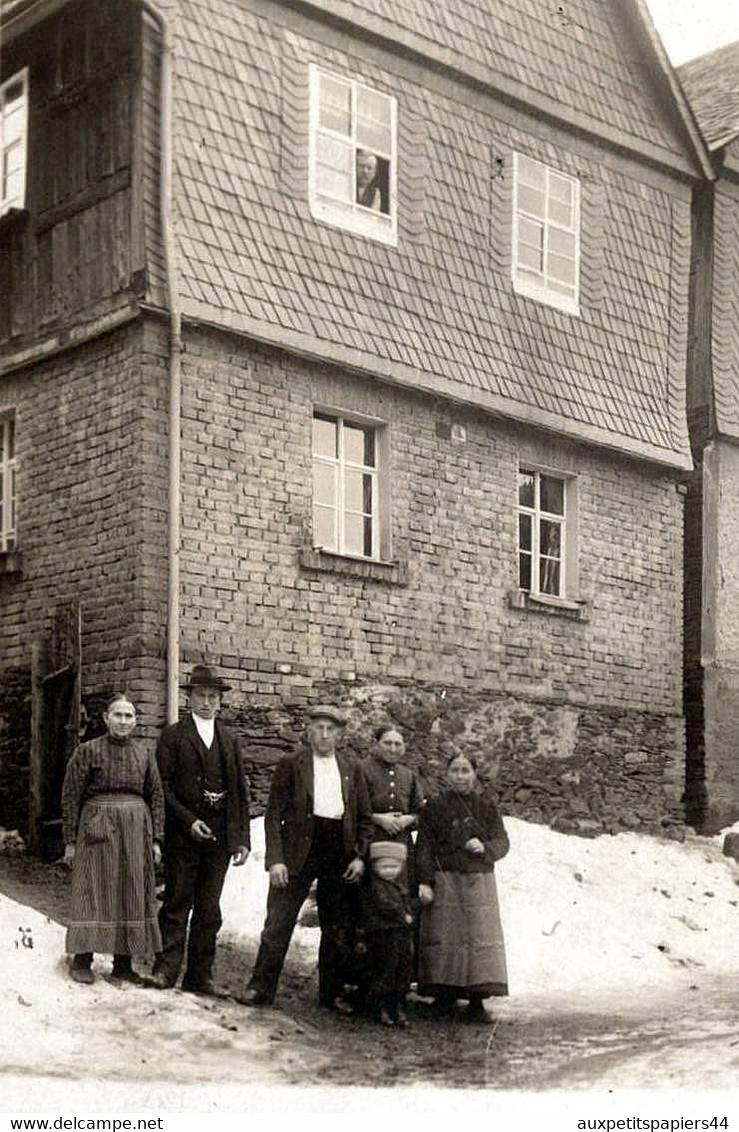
{"left": 192, "top": 712, "right": 215, "bottom": 748}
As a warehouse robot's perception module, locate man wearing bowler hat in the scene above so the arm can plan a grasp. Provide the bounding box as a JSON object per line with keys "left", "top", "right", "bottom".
{"left": 236, "top": 704, "right": 372, "bottom": 1012}
{"left": 151, "top": 664, "right": 250, "bottom": 994}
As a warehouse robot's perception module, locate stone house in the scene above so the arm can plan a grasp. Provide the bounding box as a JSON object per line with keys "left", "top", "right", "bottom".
{"left": 678, "top": 44, "right": 739, "bottom": 832}
{"left": 0, "top": 0, "right": 712, "bottom": 850}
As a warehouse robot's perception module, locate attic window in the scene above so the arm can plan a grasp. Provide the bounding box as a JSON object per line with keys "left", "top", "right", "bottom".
{"left": 512, "top": 153, "right": 580, "bottom": 315}
{"left": 1, "top": 69, "right": 28, "bottom": 216}
{"left": 308, "top": 64, "right": 397, "bottom": 246}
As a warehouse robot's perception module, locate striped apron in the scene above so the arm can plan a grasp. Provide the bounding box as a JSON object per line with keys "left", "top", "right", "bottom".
{"left": 66, "top": 793, "right": 162, "bottom": 956}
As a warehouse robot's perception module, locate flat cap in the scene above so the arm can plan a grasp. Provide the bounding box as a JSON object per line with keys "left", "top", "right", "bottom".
{"left": 306, "top": 704, "right": 347, "bottom": 726}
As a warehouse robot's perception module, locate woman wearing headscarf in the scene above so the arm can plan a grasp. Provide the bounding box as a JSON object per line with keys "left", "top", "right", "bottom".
{"left": 61, "top": 694, "right": 164, "bottom": 984}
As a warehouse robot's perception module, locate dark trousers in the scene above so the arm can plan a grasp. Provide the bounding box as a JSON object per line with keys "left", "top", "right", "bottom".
{"left": 248, "top": 819, "right": 354, "bottom": 1004}
{"left": 365, "top": 928, "right": 412, "bottom": 1016}
{"left": 156, "top": 828, "right": 232, "bottom": 983}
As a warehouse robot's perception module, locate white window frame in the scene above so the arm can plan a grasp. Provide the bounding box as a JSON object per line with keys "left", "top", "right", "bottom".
{"left": 1, "top": 412, "right": 17, "bottom": 552}
{"left": 308, "top": 63, "right": 397, "bottom": 246}
{"left": 512, "top": 152, "right": 580, "bottom": 315}
{"left": 517, "top": 466, "right": 578, "bottom": 601}
{"left": 312, "top": 410, "right": 388, "bottom": 561}
{"left": 1, "top": 68, "right": 29, "bottom": 216}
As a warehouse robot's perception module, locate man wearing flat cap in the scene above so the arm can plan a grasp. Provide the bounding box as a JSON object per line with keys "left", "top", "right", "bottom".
{"left": 151, "top": 665, "right": 250, "bottom": 994}
{"left": 237, "top": 704, "right": 372, "bottom": 1012}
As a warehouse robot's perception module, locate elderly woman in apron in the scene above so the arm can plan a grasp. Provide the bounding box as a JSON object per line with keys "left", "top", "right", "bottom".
{"left": 61, "top": 694, "right": 164, "bottom": 984}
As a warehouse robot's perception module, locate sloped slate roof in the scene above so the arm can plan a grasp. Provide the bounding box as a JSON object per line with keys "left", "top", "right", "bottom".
{"left": 166, "top": 0, "right": 692, "bottom": 464}
{"left": 678, "top": 42, "right": 739, "bottom": 150}
{"left": 310, "top": 0, "right": 697, "bottom": 167}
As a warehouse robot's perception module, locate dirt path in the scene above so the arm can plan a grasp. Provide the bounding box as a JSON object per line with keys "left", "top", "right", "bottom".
{"left": 3, "top": 855, "right": 735, "bottom": 1096}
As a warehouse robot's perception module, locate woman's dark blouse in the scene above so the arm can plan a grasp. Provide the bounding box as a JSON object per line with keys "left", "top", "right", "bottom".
{"left": 61, "top": 735, "right": 165, "bottom": 844}
{"left": 416, "top": 789, "right": 509, "bottom": 886}
{"left": 358, "top": 755, "right": 425, "bottom": 827}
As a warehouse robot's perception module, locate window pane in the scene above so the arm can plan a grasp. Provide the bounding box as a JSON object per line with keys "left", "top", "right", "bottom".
{"left": 362, "top": 472, "right": 373, "bottom": 514}
{"left": 518, "top": 512, "right": 532, "bottom": 552}
{"left": 3, "top": 166, "right": 23, "bottom": 204}
{"left": 518, "top": 470, "right": 535, "bottom": 508}
{"left": 344, "top": 512, "right": 365, "bottom": 556}
{"left": 363, "top": 514, "right": 373, "bottom": 557}
{"left": 344, "top": 467, "right": 365, "bottom": 512}
{"left": 344, "top": 423, "right": 374, "bottom": 466}
{"left": 549, "top": 227, "right": 575, "bottom": 257}
{"left": 3, "top": 78, "right": 24, "bottom": 107}
{"left": 540, "top": 475, "right": 564, "bottom": 515}
{"left": 316, "top": 135, "right": 353, "bottom": 201}
{"left": 518, "top": 237, "right": 543, "bottom": 273}
{"left": 8, "top": 466, "right": 15, "bottom": 529}
{"left": 313, "top": 505, "right": 337, "bottom": 551}
{"left": 548, "top": 171, "right": 572, "bottom": 202}
{"left": 357, "top": 87, "right": 391, "bottom": 127}
{"left": 313, "top": 462, "right": 337, "bottom": 508}
{"left": 548, "top": 254, "right": 576, "bottom": 287}
{"left": 540, "top": 557, "right": 560, "bottom": 596}
{"left": 356, "top": 118, "right": 392, "bottom": 155}
{"left": 519, "top": 551, "right": 532, "bottom": 591}
{"left": 313, "top": 415, "right": 337, "bottom": 458}
{"left": 539, "top": 518, "right": 562, "bottom": 558}
{"left": 7, "top": 417, "right": 14, "bottom": 459}
{"left": 517, "top": 155, "right": 545, "bottom": 189}
{"left": 318, "top": 74, "right": 351, "bottom": 135}
{"left": 518, "top": 183, "right": 545, "bottom": 219}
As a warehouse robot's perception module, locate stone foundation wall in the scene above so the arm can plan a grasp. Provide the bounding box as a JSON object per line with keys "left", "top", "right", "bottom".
{"left": 226, "top": 680, "right": 685, "bottom": 834}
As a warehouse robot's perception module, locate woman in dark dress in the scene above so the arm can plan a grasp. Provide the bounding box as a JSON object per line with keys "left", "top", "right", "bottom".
{"left": 416, "top": 752, "right": 509, "bottom": 1023}
{"left": 62, "top": 694, "right": 164, "bottom": 984}
{"left": 358, "top": 724, "right": 425, "bottom": 862}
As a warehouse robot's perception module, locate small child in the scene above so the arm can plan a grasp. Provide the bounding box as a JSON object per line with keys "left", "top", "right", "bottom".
{"left": 357, "top": 841, "right": 415, "bottom": 1027}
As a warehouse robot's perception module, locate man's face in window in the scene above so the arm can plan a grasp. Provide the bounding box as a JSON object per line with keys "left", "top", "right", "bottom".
{"left": 356, "top": 150, "right": 377, "bottom": 191}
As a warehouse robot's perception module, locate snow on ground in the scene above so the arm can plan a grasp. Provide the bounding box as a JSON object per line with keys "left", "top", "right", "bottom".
{"left": 220, "top": 816, "right": 739, "bottom": 1008}
{"left": 2, "top": 814, "right": 739, "bottom": 1105}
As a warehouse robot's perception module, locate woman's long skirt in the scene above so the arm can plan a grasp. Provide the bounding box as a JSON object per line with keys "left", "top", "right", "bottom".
{"left": 418, "top": 870, "right": 508, "bottom": 998}
{"left": 66, "top": 793, "right": 162, "bottom": 956}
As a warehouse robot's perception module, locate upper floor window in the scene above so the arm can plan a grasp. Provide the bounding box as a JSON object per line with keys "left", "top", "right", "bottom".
{"left": 1, "top": 70, "right": 28, "bottom": 216}
{"left": 518, "top": 467, "right": 569, "bottom": 599}
{"left": 312, "top": 412, "right": 382, "bottom": 559}
{"left": 1, "top": 413, "right": 17, "bottom": 552}
{"left": 512, "top": 153, "right": 579, "bottom": 314}
{"left": 308, "top": 64, "right": 397, "bottom": 246}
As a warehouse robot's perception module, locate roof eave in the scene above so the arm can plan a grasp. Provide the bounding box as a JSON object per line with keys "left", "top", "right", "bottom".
{"left": 1, "top": 0, "right": 74, "bottom": 43}
{"left": 623, "top": 0, "right": 715, "bottom": 181}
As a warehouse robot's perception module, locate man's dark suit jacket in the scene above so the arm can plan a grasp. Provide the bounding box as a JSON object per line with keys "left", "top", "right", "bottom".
{"left": 156, "top": 715, "right": 251, "bottom": 854}
{"left": 264, "top": 747, "right": 372, "bottom": 874}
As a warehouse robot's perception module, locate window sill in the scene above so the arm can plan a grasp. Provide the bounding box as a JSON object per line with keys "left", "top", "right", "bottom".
{"left": 0, "top": 549, "right": 23, "bottom": 577}
{"left": 508, "top": 589, "right": 588, "bottom": 621}
{"left": 309, "top": 199, "right": 398, "bottom": 247}
{"left": 512, "top": 276, "right": 579, "bottom": 317}
{"left": 299, "top": 546, "right": 408, "bottom": 585}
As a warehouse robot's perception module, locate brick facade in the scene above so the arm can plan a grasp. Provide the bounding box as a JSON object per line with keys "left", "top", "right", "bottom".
{"left": 0, "top": 0, "right": 704, "bottom": 837}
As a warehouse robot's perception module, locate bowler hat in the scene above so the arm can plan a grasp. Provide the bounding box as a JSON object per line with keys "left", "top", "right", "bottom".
{"left": 369, "top": 841, "right": 407, "bottom": 862}
{"left": 181, "top": 664, "right": 232, "bottom": 692}
{"left": 306, "top": 704, "right": 347, "bottom": 726}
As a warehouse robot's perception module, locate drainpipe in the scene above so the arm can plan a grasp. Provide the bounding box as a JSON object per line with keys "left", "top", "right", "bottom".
{"left": 142, "top": 1, "right": 181, "bottom": 724}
